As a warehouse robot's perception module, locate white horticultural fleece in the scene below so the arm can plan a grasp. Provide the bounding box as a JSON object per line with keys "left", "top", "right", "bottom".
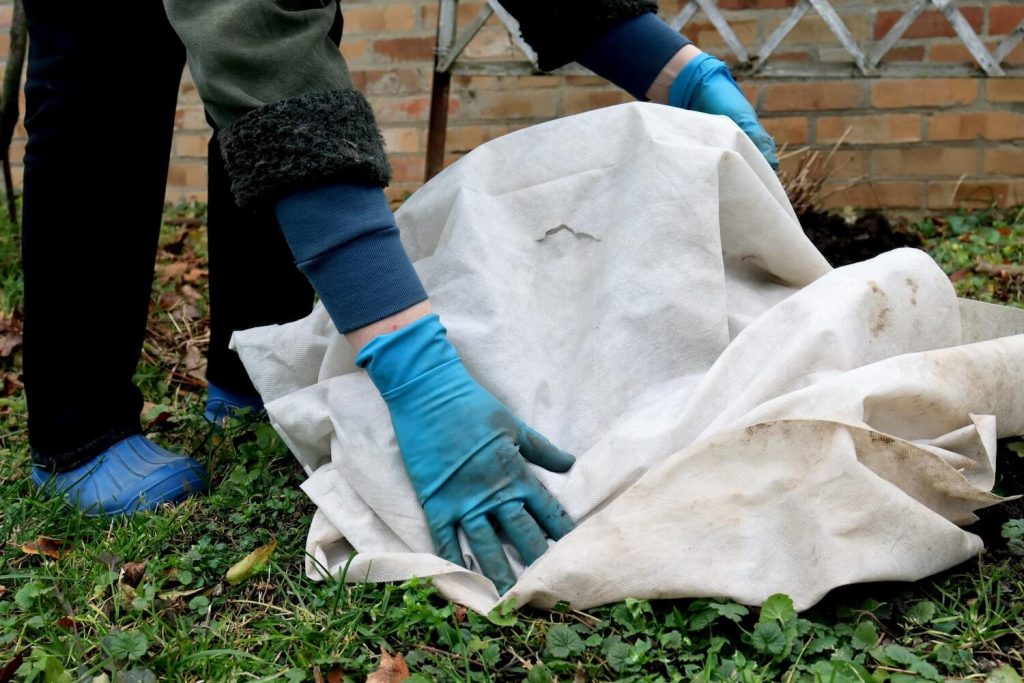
{"left": 232, "top": 103, "right": 1024, "bottom": 614}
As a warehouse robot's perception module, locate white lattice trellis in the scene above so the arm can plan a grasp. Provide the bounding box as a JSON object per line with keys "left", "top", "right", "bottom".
{"left": 425, "top": 0, "right": 1024, "bottom": 176}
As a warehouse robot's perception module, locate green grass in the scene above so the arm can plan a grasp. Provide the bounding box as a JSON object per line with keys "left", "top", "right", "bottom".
{"left": 1, "top": 203, "right": 1022, "bottom": 682}
{"left": 916, "top": 206, "right": 1024, "bottom": 309}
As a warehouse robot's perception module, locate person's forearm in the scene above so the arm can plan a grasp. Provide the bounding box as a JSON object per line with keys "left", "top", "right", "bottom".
{"left": 346, "top": 300, "right": 433, "bottom": 352}
{"left": 645, "top": 44, "right": 702, "bottom": 103}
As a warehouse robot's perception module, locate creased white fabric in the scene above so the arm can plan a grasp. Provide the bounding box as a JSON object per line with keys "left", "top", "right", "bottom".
{"left": 231, "top": 103, "right": 1024, "bottom": 613}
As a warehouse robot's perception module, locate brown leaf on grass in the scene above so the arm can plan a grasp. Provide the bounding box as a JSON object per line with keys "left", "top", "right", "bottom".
{"left": 226, "top": 539, "right": 278, "bottom": 586}
{"left": 21, "top": 536, "right": 71, "bottom": 560}
{"left": 454, "top": 605, "right": 467, "bottom": 624}
{"left": 327, "top": 665, "right": 344, "bottom": 683}
{"left": 156, "top": 261, "right": 190, "bottom": 283}
{"left": 141, "top": 402, "right": 174, "bottom": 429}
{"left": 365, "top": 651, "right": 409, "bottom": 683}
{"left": 183, "top": 343, "right": 207, "bottom": 382}
{"left": 183, "top": 267, "right": 208, "bottom": 284}
{"left": 0, "top": 312, "right": 22, "bottom": 358}
{"left": 1, "top": 372, "right": 23, "bottom": 398}
{"left": 0, "top": 585, "right": 6, "bottom": 597}
{"left": 56, "top": 616, "right": 76, "bottom": 629}
{"left": 120, "top": 561, "right": 147, "bottom": 588}
{"left": 179, "top": 284, "right": 202, "bottom": 303}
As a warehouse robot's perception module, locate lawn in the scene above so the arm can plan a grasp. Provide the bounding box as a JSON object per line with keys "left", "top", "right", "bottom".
{"left": 0, "top": 202, "right": 1022, "bottom": 682}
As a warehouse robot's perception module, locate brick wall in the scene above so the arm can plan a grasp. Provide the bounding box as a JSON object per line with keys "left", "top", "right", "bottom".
{"left": 1, "top": 0, "right": 1021, "bottom": 213}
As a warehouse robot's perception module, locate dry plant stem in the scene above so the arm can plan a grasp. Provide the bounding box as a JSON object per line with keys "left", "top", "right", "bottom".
{"left": 974, "top": 258, "right": 1024, "bottom": 277}
{"left": 779, "top": 128, "right": 857, "bottom": 214}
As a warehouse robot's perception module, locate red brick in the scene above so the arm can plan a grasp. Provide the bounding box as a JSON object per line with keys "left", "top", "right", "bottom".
{"left": 562, "top": 89, "right": 633, "bottom": 115}
{"left": 874, "top": 7, "right": 982, "bottom": 40}
{"left": 420, "top": 1, "right": 488, "bottom": 32}
{"left": 762, "top": 82, "right": 864, "bottom": 112}
{"left": 872, "top": 147, "right": 978, "bottom": 177}
{"left": 821, "top": 182, "right": 925, "bottom": 210}
{"left": 871, "top": 79, "right": 978, "bottom": 109}
{"left": 446, "top": 125, "right": 509, "bottom": 152}
{"left": 174, "top": 134, "right": 211, "bottom": 158}
{"left": 167, "top": 163, "right": 207, "bottom": 188}
{"left": 927, "top": 180, "right": 1024, "bottom": 209}
{"left": 341, "top": 38, "right": 369, "bottom": 63}
{"left": 463, "top": 90, "right": 559, "bottom": 119}
{"left": 684, "top": 20, "right": 757, "bottom": 50}
{"left": 372, "top": 36, "right": 435, "bottom": 62}
{"left": 381, "top": 127, "right": 422, "bottom": 154}
{"left": 349, "top": 67, "right": 427, "bottom": 95}
{"left": 762, "top": 116, "right": 809, "bottom": 145}
{"left": 372, "top": 96, "right": 434, "bottom": 123}
{"left": 990, "top": 5, "right": 1024, "bottom": 34}
{"left": 984, "top": 147, "right": 1024, "bottom": 175}
{"left": 881, "top": 46, "right": 926, "bottom": 63}
{"left": 927, "top": 111, "right": 1024, "bottom": 141}
{"left": 174, "top": 107, "right": 208, "bottom": 132}
{"left": 464, "top": 28, "right": 518, "bottom": 60}
{"left": 343, "top": 4, "right": 416, "bottom": 34}
{"left": 987, "top": 79, "right": 1024, "bottom": 103}
{"left": 817, "top": 114, "right": 921, "bottom": 145}
{"left": 389, "top": 154, "right": 426, "bottom": 183}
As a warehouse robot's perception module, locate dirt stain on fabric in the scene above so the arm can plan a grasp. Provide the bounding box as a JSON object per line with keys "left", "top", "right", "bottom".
{"left": 537, "top": 224, "right": 601, "bottom": 243}
{"left": 906, "top": 277, "right": 918, "bottom": 306}
{"left": 867, "top": 280, "right": 891, "bottom": 337}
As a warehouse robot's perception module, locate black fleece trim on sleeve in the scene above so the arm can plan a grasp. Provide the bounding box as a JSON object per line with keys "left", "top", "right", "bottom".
{"left": 500, "top": 0, "right": 659, "bottom": 72}
{"left": 219, "top": 89, "right": 392, "bottom": 209}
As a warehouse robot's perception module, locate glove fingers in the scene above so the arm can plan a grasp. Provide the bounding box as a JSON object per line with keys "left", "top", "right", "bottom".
{"left": 429, "top": 521, "right": 466, "bottom": 568}
{"left": 461, "top": 514, "right": 517, "bottom": 594}
{"left": 523, "top": 483, "right": 575, "bottom": 542}
{"left": 516, "top": 426, "right": 576, "bottom": 473}
{"left": 494, "top": 501, "right": 552, "bottom": 566}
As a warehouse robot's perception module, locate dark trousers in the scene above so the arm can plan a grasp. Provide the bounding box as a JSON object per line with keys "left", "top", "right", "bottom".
{"left": 21, "top": 1, "right": 314, "bottom": 471}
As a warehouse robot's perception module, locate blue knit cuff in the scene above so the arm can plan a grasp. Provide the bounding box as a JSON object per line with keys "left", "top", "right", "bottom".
{"left": 576, "top": 12, "right": 692, "bottom": 100}
{"left": 275, "top": 183, "right": 428, "bottom": 334}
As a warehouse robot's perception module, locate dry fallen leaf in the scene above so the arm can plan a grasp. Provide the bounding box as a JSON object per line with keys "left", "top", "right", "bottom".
{"left": 327, "top": 665, "right": 344, "bottom": 683}
{"left": 120, "top": 561, "right": 147, "bottom": 588}
{"left": 180, "top": 283, "right": 202, "bottom": 303}
{"left": 0, "top": 313, "right": 22, "bottom": 359}
{"left": 365, "top": 650, "right": 409, "bottom": 683}
{"left": 156, "top": 261, "right": 190, "bottom": 283}
{"left": 226, "top": 539, "right": 278, "bottom": 586}
{"left": 21, "top": 536, "right": 71, "bottom": 560}
{"left": 2, "top": 372, "right": 24, "bottom": 398}
{"left": 183, "top": 267, "right": 208, "bottom": 284}
{"left": 183, "top": 343, "right": 207, "bottom": 382}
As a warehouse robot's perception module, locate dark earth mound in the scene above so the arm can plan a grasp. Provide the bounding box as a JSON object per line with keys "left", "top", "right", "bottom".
{"left": 797, "top": 208, "right": 923, "bottom": 267}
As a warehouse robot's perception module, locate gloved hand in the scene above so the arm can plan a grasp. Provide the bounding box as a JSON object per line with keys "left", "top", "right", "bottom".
{"left": 356, "top": 313, "right": 575, "bottom": 593}
{"left": 669, "top": 52, "right": 779, "bottom": 170}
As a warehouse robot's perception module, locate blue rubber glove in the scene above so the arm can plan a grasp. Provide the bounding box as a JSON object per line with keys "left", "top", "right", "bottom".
{"left": 356, "top": 314, "right": 575, "bottom": 593}
{"left": 669, "top": 52, "right": 779, "bottom": 170}
{"left": 33, "top": 435, "right": 207, "bottom": 516}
